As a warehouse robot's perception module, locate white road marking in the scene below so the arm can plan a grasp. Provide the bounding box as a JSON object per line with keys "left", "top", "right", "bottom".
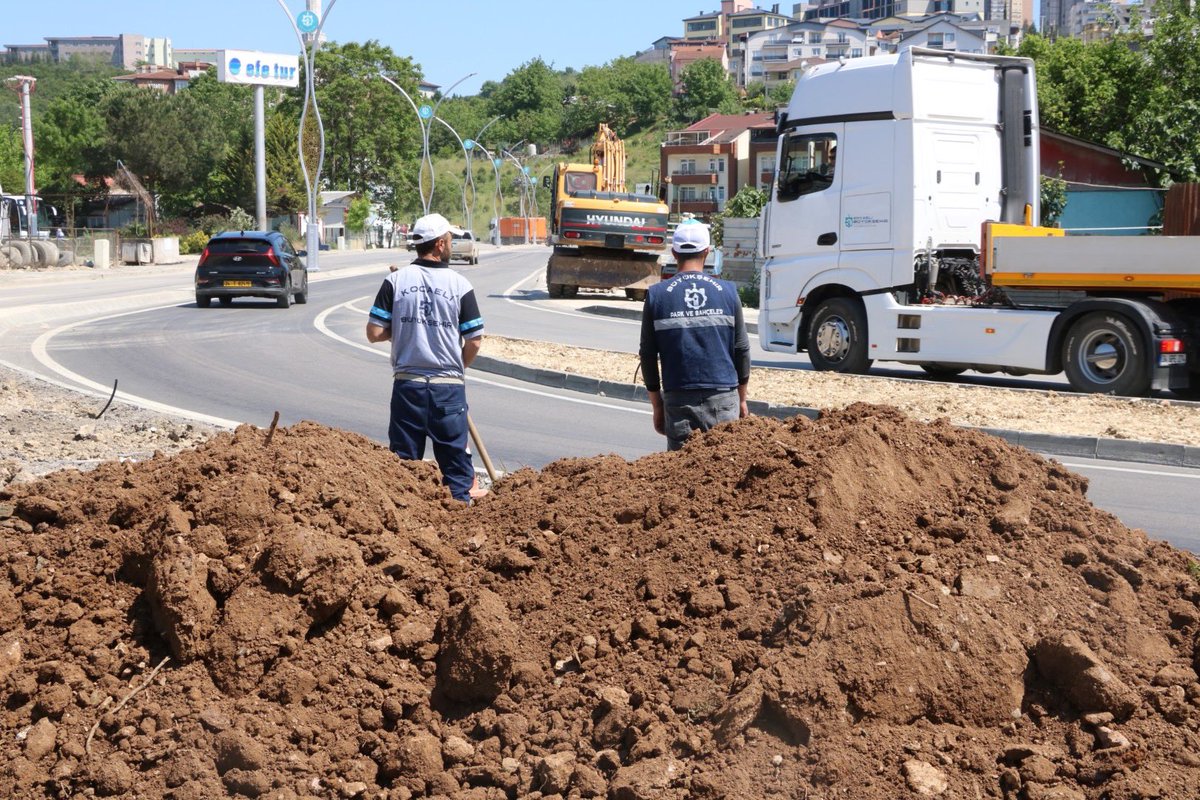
{"left": 500, "top": 267, "right": 640, "bottom": 325}
{"left": 30, "top": 303, "right": 243, "bottom": 428}
{"left": 1059, "top": 462, "right": 1200, "bottom": 479}
{"left": 315, "top": 299, "right": 650, "bottom": 414}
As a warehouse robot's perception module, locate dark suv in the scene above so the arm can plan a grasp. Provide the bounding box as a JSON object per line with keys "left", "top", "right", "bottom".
{"left": 194, "top": 231, "right": 308, "bottom": 308}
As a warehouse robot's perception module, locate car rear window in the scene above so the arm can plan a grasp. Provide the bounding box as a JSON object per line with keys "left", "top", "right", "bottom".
{"left": 207, "top": 239, "right": 272, "bottom": 254}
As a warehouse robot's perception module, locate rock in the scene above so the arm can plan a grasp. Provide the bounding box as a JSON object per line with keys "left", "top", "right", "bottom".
{"left": 722, "top": 582, "right": 753, "bottom": 609}
{"left": 214, "top": 729, "right": 266, "bottom": 774}
{"left": 367, "top": 634, "right": 392, "bottom": 653}
{"left": 223, "top": 767, "right": 271, "bottom": 797}
{"left": 435, "top": 588, "right": 518, "bottom": 703}
{"left": 391, "top": 620, "right": 436, "bottom": 654}
{"left": 1019, "top": 754, "right": 1058, "bottom": 783}
{"left": 533, "top": 751, "right": 576, "bottom": 795}
{"left": 956, "top": 569, "right": 1002, "bottom": 600}
{"left": 199, "top": 706, "right": 232, "bottom": 733}
{"left": 86, "top": 759, "right": 134, "bottom": 796}
{"left": 0, "top": 637, "right": 21, "bottom": 683}
{"left": 609, "top": 757, "right": 681, "bottom": 800}
{"left": 378, "top": 731, "right": 442, "bottom": 784}
{"left": 146, "top": 536, "right": 217, "bottom": 662}
{"left": 0, "top": 587, "right": 20, "bottom": 633}
{"left": 1034, "top": 632, "right": 1138, "bottom": 719}
{"left": 1152, "top": 664, "right": 1196, "bottom": 687}
{"left": 442, "top": 734, "right": 474, "bottom": 764}
{"left": 339, "top": 781, "right": 368, "bottom": 797}
{"left": 713, "top": 674, "right": 764, "bottom": 747}
{"left": 903, "top": 759, "right": 949, "bottom": 796}
{"left": 573, "top": 762, "right": 608, "bottom": 797}
{"left": 1095, "top": 726, "right": 1131, "bottom": 750}
{"left": 24, "top": 717, "right": 56, "bottom": 761}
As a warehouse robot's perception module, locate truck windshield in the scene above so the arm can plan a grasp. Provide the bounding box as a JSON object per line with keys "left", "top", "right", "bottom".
{"left": 565, "top": 172, "right": 597, "bottom": 196}
{"left": 777, "top": 133, "right": 837, "bottom": 202}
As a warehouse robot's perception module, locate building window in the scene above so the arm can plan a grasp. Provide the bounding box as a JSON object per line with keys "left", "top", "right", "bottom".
{"left": 687, "top": 19, "right": 718, "bottom": 33}
{"left": 680, "top": 186, "right": 697, "bottom": 201}
{"left": 777, "top": 132, "right": 837, "bottom": 202}
{"left": 679, "top": 158, "right": 696, "bottom": 175}
{"left": 851, "top": 48, "right": 863, "bottom": 57}
{"left": 809, "top": 32, "right": 821, "bottom": 43}
{"left": 709, "top": 158, "right": 725, "bottom": 173}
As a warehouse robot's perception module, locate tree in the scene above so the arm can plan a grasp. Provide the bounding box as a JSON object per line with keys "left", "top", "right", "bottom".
{"left": 1121, "top": 0, "right": 1200, "bottom": 180}
{"left": 264, "top": 110, "right": 305, "bottom": 215}
{"left": 34, "top": 79, "right": 112, "bottom": 194}
{"left": 674, "top": 59, "right": 739, "bottom": 123}
{"left": 486, "top": 58, "right": 565, "bottom": 146}
{"left": 0, "top": 126, "right": 23, "bottom": 190}
{"left": 292, "top": 40, "right": 422, "bottom": 203}
{"left": 345, "top": 194, "right": 371, "bottom": 232}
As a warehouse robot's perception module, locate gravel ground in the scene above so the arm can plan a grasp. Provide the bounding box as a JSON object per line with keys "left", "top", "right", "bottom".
{"left": 3, "top": 331, "right": 1199, "bottom": 489}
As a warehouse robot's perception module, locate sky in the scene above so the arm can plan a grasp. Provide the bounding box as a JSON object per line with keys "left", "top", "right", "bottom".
{"left": 4, "top": 0, "right": 721, "bottom": 96}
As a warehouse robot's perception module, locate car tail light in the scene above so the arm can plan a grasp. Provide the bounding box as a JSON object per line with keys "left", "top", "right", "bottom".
{"left": 198, "top": 247, "right": 209, "bottom": 266}
{"left": 647, "top": 236, "right": 664, "bottom": 244}
{"left": 266, "top": 248, "right": 280, "bottom": 266}
{"left": 564, "top": 231, "right": 581, "bottom": 239}
{"left": 1160, "top": 339, "right": 1184, "bottom": 354}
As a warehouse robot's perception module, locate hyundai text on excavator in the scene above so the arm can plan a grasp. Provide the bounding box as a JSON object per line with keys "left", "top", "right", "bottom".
{"left": 545, "top": 124, "right": 670, "bottom": 301}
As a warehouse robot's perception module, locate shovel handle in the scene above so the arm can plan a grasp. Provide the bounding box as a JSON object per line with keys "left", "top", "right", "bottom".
{"left": 467, "top": 413, "right": 497, "bottom": 483}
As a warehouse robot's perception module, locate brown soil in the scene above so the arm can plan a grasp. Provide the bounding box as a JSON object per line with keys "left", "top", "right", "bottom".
{"left": 3, "top": 405, "right": 1200, "bottom": 799}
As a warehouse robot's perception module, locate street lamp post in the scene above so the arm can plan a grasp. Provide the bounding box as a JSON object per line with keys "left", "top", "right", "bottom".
{"left": 277, "top": 0, "right": 337, "bottom": 272}
{"left": 432, "top": 116, "right": 472, "bottom": 231}
{"left": 473, "top": 144, "right": 503, "bottom": 244}
{"left": 377, "top": 72, "right": 475, "bottom": 216}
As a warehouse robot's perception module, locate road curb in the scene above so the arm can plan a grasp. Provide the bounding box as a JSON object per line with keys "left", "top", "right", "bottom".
{"left": 471, "top": 355, "right": 1200, "bottom": 468}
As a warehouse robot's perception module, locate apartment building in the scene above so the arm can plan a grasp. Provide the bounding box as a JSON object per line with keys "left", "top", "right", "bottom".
{"left": 3, "top": 34, "right": 170, "bottom": 69}
{"left": 727, "top": 5, "right": 794, "bottom": 84}
{"left": 741, "top": 19, "right": 877, "bottom": 85}
{"left": 660, "top": 112, "right": 775, "bottom": 216}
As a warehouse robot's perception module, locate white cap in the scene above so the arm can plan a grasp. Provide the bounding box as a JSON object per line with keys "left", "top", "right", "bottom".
{"left": 672, "top": 220, "right": 711, "bottom": 253}
{"left": 410, "top": 213, "right": 452, "bottom": 244}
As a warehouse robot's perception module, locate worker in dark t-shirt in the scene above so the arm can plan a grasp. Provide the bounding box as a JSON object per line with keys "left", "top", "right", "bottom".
{"left": 639, "top": 220, "right": 751, "bottom": 450}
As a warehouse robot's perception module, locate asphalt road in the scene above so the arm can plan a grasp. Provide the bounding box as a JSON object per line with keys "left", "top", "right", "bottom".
{"left": 2, "top": 245, "right": 1198, "bottom": 553}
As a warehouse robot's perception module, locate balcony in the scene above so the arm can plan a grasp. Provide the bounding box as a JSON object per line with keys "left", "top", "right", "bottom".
{"left": 665, "top": 131, "right": 710, "bottom": 146}
{"left": 670, "top": 171, "right": 720, "bottom": 185}
{"left": 670, "top": 199, "right": 720, "bottom": 215}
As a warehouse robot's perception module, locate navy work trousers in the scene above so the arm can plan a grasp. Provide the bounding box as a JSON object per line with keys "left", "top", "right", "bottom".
{"left": 662, "top": 387, "right": 739, "bottom": 451}
{"left": 388, "top": 380, "right": 473, "bottom": 502}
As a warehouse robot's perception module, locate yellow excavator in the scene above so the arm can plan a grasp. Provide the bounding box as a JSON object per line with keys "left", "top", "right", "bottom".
{"left": 545, "top": 124, "right": 670, "bottom": 301}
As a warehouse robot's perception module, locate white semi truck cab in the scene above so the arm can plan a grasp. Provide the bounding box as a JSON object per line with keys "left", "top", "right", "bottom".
{"left": 759, "top": 48, "right": 1197, "bottom": 396}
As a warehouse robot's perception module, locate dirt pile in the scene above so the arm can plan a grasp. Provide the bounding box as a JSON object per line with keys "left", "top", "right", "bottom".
{"left": 2, "top": 407, "right": 1199, "bottom": 799}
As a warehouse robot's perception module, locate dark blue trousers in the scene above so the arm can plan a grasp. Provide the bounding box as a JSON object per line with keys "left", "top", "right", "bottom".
{"left": 388, "top": 380, "right": 473, "bottom": 502}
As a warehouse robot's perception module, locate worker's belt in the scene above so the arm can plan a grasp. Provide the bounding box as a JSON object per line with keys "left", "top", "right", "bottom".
{"left": 394, "top": 372, "right": 465, "bottom": 384}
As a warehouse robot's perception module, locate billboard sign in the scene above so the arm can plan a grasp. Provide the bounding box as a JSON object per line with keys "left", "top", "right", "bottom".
{"left": 217, "top": 50, "right": 300, "bottom": 88}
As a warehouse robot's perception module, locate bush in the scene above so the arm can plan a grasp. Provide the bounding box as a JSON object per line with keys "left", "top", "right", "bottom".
{"left": 180, "top": 231, "right": 209, "bottom": 255}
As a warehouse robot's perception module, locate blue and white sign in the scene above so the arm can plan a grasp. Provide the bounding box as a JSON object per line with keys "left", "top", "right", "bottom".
{"left": 217, "top": 49, "right": 300, "bottom": 88}
{"left": 464, "top": 139, "right": 475, "bottom": 150}
{"left": 297, "top": 10, "right": 319, "bottom": 33}
{"left": 418, "top": 104, "right": 433, "bottom": 120}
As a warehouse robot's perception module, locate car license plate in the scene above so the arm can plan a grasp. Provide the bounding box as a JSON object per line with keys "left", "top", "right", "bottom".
{"left": 1160, "top": 353, "right": 1187, "bottom": 366}
{"left": 224, "top": 280, "right": 252, "bottom": 288}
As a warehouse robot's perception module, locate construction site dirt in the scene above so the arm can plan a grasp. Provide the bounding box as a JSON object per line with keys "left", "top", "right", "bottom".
{"left": 3, "top": 398, "right": 1200, "bottom": 799}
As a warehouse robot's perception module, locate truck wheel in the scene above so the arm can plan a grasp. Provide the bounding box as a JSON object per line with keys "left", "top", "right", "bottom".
{"left": 624, "top": 288, "right": 647, "bottom": 302}
{"left": 1062, "top": 311, "right": 1149, "bottom": 396}
{"left": 807, "top": 297, "right": 873, "bottom": 374}
{"left": 547, "top": 282, "right": 565, "bottom": 298}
